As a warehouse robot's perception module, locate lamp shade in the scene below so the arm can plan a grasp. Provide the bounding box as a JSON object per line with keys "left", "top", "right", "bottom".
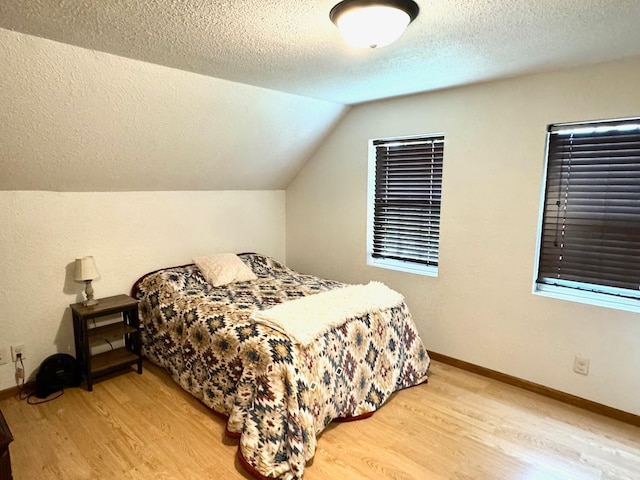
{"left": 330, "top": 0, "right": 419, "bottom": 49}
{"left": 74, "top": 256, "right": 100, "bottom": 282}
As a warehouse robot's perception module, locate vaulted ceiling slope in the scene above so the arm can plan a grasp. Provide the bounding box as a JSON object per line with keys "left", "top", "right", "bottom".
{"left": 2, "top": 1, "right": 640, "bottom": 105}
{"left": 1, "top": 28, "right": 346, "bottom": 191}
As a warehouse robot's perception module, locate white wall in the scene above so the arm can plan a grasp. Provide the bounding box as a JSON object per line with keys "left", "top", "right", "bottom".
{"left": 0, "top": 190, "right": 285, "bottom": 390}
{"left": 286, "top": 57, "right": 640, "bottom": 416}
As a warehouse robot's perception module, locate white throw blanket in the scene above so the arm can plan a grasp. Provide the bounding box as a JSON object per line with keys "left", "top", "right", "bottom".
{"left": 252, "top": 281, "right": 404, "bottom": 345}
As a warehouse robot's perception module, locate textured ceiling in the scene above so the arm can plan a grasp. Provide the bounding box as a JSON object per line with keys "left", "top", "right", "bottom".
{"left": 2, "top": 0, "right": 640, "bottom": 105}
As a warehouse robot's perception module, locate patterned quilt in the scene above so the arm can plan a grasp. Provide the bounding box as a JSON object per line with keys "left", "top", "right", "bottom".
{"left": 134, "top": 253, "right": 430, "bottom": 479}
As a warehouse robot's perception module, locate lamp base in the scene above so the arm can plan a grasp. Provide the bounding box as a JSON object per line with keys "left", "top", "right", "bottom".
{"left": 84, "top": 280, "right": 98, "bottom": 307}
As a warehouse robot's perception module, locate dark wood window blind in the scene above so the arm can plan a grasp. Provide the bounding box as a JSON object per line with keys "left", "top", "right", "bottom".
{"left": 372, "top": 135, "right": 444, "bottom": 268}
{"left": 537, "top": 118, "right": 640, "bottom": 297}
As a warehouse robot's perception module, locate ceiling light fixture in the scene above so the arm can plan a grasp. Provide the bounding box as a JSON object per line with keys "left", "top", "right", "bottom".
{"left": 330, "top": 0, "right": 419, "bottom": 49}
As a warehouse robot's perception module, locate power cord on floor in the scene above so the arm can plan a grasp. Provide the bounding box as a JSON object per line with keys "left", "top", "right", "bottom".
{"left": 27, "top": 390, "right": 64, "bottom": 405}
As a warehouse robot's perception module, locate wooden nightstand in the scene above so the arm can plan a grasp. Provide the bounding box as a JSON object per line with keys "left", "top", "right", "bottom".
{"left": 70, "top": 294, "right": 142, "bottom": 391}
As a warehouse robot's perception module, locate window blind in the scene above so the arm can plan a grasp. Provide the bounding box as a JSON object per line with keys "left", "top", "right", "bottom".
{"left": 537, "top": 119, "right": 640, "bottom": 296}
{"left": 372, "top": 136, "right": 444, "bottom": 267}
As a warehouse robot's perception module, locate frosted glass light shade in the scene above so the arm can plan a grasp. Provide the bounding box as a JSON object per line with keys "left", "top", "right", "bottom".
{"left": 330, "top": 0, "right": 419, "bottom": 49}
{"left": 74, "top": 256, "right": 100, "bottom": 281}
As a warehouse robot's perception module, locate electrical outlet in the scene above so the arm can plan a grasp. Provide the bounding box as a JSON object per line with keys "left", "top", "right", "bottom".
{"left": 0, "top": 347, "right": 8, "bottom": 365}
{"left": 11, "top": 344, "right": 25, "bottom": 362}
{"left": 573, "top": 355, "right": 589, "bottom": 375}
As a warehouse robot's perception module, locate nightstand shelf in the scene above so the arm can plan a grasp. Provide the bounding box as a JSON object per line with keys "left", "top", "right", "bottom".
{"left": 88, "top": 323, "right": 138, "bottom": 348}
{"left": 91, "top": 348, "right": 139, "bottom": 374}
{"left": 70, "top": 294, "right": 142, "bottom": 391}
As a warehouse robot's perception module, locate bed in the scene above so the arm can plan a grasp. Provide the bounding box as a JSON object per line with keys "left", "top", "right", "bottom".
{"left": 132, "top": 253, "right": 430, "bottom": 479}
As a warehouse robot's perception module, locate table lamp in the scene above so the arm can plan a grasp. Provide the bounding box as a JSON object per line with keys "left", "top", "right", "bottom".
{"left": 74, "top": 256, "right": 100, "bottom": 306}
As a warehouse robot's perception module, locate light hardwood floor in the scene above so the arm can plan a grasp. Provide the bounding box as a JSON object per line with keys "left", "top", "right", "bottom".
{"left": 1, "top": 360, "right": 639, "bottom": 479}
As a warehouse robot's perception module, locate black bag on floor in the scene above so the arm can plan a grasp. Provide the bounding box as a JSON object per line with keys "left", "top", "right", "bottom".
{"left": 35, "top": 353, "right": 82, "bottom": 398}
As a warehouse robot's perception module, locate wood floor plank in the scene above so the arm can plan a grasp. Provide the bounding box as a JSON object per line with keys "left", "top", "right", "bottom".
{"left": 1, "top": 360, "right": 639, "bottom": 479}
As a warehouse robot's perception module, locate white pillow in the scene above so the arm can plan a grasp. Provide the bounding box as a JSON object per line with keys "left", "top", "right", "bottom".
{"left": 193, "top": 253, "right": 258, "bottom": 287}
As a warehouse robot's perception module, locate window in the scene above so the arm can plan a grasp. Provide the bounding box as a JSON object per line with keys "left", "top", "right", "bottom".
{"left": 534, "top": 117, "right": 640, "bottom": 312}
{"left": 367, "top": 134, "right": 444, "bottom": 276}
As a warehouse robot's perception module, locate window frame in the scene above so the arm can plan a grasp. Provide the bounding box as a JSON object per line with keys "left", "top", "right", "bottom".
{"left": 366, "top": 133, "right": 444, "bottom": 277}
{"left": 532, "top": 117, "right": 640, "bottom": 313}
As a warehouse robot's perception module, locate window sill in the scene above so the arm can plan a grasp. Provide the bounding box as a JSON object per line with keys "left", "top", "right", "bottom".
{"left": 533, "top": 283, "right": 640, "bottom": 313}
{"left": 368, "top": 257, "right": 437, "bottom": 277}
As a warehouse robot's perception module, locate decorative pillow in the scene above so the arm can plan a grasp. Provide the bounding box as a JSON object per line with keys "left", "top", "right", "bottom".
{"left": 193, "top": 253, "right": 258, "bottom": 287}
